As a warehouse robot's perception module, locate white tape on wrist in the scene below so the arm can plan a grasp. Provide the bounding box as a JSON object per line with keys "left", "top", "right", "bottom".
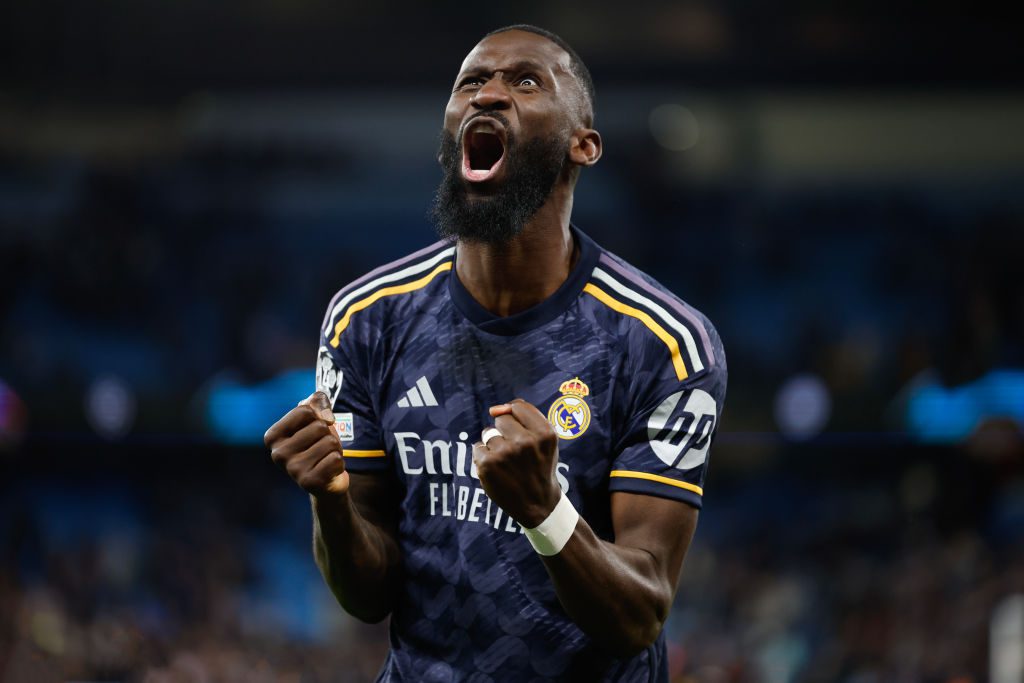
{"left": 524, "top": 492, "right": 579, "bottom": 556}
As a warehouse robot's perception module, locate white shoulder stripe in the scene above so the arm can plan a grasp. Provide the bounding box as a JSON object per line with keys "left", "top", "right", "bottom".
{"left": 323, "top": 247, "right": 455, "bottom": 337}
{"left": 591, "top": 267, "right": 705, "bottom": 373}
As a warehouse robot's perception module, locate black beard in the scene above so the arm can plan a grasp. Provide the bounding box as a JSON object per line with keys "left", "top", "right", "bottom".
{"left": 431, "top": 125, "right": 567, "bottom": 245}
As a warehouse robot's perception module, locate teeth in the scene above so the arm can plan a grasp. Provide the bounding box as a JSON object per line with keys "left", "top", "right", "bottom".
{"left": 469, "top": 121, "right": 497, "bottom": 135}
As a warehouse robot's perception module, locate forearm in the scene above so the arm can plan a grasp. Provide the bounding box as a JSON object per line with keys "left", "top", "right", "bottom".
{"left": 473, "top": 400, "right": 697, "bottom": 655}
{"left": 540, "top": 518, "right": 671, "bottom": 657}
{"left": 311, "top": 494, "right": 402, "bottom": 623}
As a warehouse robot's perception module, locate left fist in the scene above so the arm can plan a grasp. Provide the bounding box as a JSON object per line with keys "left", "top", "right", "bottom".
{"left": 473, "top": 399, "right": 562, "bottom": 528}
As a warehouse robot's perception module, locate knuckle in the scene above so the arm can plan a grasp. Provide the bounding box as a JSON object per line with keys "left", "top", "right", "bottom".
{"left": 328, "top": 452, "right": 346, "bottom": 471}
{"left": 285, "top": 458, "right": 305, "bottom": 480}
{"left": 292, "top": 406, "right": 313, "bottom": 425}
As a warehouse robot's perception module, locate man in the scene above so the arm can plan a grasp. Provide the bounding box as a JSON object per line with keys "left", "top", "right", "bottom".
{"left": 264, "top": 24, "right": 726, "bottom": 682}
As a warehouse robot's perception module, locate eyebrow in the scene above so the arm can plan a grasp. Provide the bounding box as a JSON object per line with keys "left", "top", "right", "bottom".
{"left": 459, "top": 59, "right": 550, "bottom": 79}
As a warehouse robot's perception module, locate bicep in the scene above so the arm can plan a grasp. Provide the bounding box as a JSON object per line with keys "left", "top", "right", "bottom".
{"left": 610, "top": 491, "right": 699, "bottom": 594}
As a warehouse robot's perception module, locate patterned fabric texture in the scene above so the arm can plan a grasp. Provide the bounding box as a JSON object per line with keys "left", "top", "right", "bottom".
{"left": 317, "top": 227, "right": 727, "bottom": 682}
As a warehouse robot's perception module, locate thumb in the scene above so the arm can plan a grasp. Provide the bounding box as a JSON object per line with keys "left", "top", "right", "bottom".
{"left": 299, "top": 391, "right": 335, "bottom": 424}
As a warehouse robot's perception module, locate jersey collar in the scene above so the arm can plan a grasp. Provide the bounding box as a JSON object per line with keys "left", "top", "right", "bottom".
{"left": 447, "top": 225, "right": 601, "bottom": 336}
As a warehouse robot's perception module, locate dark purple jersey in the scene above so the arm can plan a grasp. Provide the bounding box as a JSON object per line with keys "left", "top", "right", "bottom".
{"left": 316, "top": 226, "right": 727, "bottom": 682}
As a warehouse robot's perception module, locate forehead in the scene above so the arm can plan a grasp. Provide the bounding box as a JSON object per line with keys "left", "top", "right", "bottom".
{"left": 458, "top": 30, "right": 573, "bottom": 77}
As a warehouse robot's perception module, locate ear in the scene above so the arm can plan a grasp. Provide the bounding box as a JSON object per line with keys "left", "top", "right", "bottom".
{"left": 568, "top": 128, "right": 602, "bottom": 167}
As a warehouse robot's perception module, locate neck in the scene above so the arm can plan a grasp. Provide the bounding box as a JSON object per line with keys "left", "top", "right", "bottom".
{"left": 454, "top": 187, "right": 576, "bottom": 318}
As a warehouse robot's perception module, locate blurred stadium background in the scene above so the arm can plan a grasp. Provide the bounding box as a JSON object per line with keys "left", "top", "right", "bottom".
{"left": 1, "top": 3, "right": 1023, "bottom": 682}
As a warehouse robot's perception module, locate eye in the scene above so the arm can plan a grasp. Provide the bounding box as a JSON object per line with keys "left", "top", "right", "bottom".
{"left": 518, "top": 77, "right": 539, "bottom": 87}
{"left": 458, "top": 77, "right": 484, "bottom": 90}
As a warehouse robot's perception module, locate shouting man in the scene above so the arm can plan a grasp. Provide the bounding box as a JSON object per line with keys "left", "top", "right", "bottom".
{"left": 265, "top": 24, "right": 727, "bottom": 682}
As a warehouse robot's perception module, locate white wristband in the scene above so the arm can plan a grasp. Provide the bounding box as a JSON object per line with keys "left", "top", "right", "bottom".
{"left": 523, "top": 492, "right": 579, "bottom": 556}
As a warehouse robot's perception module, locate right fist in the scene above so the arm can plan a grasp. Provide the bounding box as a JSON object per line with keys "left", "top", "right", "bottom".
{"left": 265, "top": 391, "right": 349, "bottom": 497}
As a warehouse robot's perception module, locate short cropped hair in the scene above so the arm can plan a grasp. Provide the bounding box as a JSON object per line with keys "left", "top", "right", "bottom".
{"left": 484, "top": 24, "right": 595, "bottom": 125}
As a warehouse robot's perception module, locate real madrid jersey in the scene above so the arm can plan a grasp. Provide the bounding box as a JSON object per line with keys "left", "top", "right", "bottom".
{"left": 316, "top": 226, "right": 727, "bottom": 683}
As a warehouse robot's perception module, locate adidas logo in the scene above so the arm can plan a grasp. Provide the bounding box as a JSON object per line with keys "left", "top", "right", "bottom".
{"left": 397, "top": 376, "right": 439, "bottom": 408}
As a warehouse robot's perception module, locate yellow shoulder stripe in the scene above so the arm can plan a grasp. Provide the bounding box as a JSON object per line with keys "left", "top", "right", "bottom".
{"left": 583, "top": 283, "right": 688, "bottom": 381}
{"left": 343, "top": 449, "right": 387, "bottom": 458}
{"left": 330, "top": 261, "right": 453, "bottom": 347}
{"left": 610, "top": 470, "right": 703, "bottom": 496}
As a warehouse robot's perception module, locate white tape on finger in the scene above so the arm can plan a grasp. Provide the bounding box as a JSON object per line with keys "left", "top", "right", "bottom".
{"left": 524, "top": 492, "right": 579, "bottom": 556}
{"left": 482, "top": 427, "right": 503, "bottom": 445}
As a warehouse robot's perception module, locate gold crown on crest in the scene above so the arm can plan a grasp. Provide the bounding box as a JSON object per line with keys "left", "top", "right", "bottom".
{"left": 558, "top": 377, "right": 590, "bottom": 397}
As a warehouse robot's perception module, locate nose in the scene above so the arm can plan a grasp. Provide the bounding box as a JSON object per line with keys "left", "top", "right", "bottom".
{"left": 471, "top": 78, "right": 512, "bottom": 111}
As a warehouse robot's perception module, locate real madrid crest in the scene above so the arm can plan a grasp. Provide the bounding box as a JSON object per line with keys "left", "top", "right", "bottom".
{"left": 547, "top": 377, "right": 592, "bottom": 440}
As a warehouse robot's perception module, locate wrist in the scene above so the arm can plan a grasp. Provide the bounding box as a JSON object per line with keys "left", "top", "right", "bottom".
{"left": 523, "top": 491, "right": 579, "bottom": 556}
{"left": 518, "top": 483, "right": 563, "bottom": 528}
{"left": 519, "top": 503, "right": 555, "bottom": 529}
{"left": 311, "top": 490, "right": 354, "bottom": 525}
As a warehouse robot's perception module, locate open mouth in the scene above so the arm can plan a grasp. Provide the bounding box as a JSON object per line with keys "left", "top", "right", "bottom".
{"left": 461, "top": 119, "right": 507, "bottom": 183}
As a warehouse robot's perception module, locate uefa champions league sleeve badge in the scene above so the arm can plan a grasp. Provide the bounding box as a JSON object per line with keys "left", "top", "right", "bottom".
{"left": 316, "top": 345, "right": 344, "bottom": 407}
{"left": 547, "top": 377, "right": 592, "bottom": 440}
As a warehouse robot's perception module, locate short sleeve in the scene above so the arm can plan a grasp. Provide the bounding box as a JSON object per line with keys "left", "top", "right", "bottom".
{"left": 610, "top": 359, "right": 727, "bottom": 510}
{"left": 316, "top": 329, "right": 388, "bottom": 473}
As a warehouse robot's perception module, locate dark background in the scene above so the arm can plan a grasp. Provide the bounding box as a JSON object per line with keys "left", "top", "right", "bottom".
{"left": 1, "top": 2, "right": 1022, "bottom": 681}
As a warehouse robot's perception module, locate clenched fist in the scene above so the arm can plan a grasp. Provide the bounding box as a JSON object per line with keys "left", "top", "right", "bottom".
{"left": 265, "top": 391, "right": 349, "bottom": 497}
{"left": 473, "top": 399, "right": 562, "bottom": 528}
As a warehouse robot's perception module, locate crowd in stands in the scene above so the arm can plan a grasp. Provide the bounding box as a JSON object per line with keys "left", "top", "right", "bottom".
{"left": 1, "top": 140, "right": 1021, "bottom": 441}
{"left": 1, "top": 437, "right": 1021, "bottom": 682}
